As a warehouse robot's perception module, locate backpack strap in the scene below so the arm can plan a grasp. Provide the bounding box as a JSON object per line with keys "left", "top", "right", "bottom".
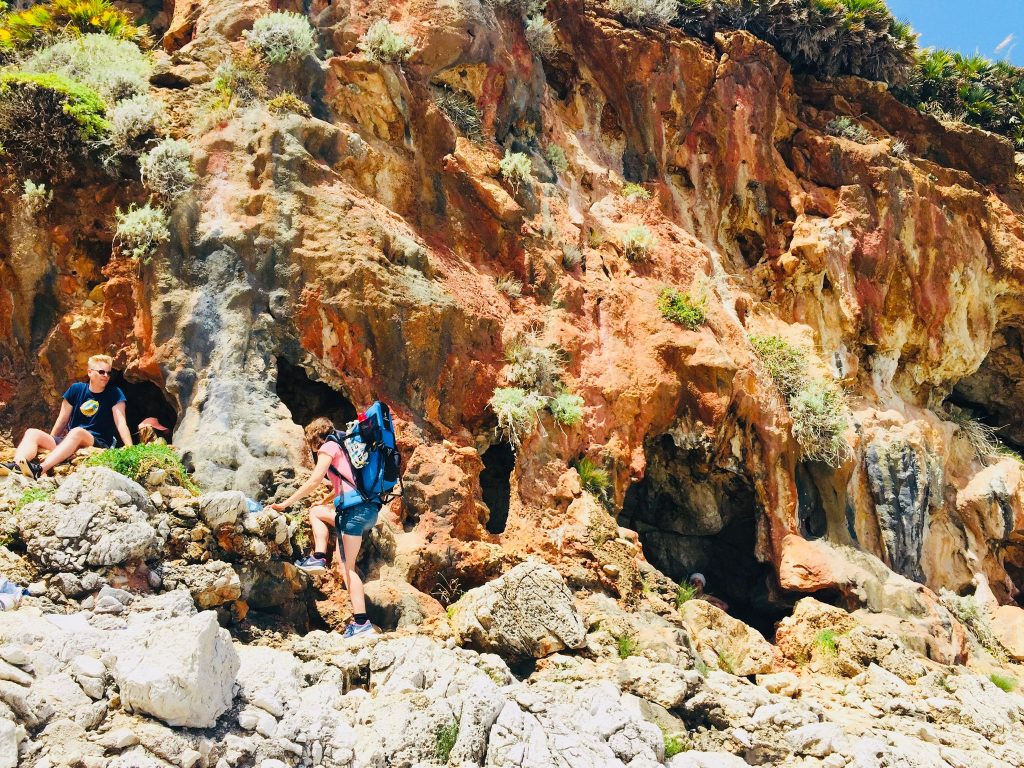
{"left": 317, "top": 433, "right": 359, "bottom": 492}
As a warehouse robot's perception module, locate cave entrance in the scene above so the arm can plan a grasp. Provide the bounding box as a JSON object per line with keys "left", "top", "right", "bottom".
{"left": 481, "top": 441, "right": 514, "bottom": 534}
{"left": 275, "top": 358, "right": 356, "bottom": 427}
{"left": 949, "top": 326, "right": 1024, "bottom": 452}
{"left": 620, "top": 433, "right": 789, "bottom": 637}
{"left": 112, "top": 375, "right": 178, "bottom": 443}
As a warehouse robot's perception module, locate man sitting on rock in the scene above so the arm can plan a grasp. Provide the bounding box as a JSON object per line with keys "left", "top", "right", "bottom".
{"left": 0, "top": 354, "right": 133, "bottom": 480}
{"left": 689, "top": 572, "right": 729, "bottom": 612}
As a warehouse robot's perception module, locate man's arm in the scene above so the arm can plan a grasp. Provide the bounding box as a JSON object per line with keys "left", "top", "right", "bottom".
{"left": 50, "top": 401, "right": 72, "bottom": 437}
{"left": 112, "top": 402, "right": 133, "bottom": 448}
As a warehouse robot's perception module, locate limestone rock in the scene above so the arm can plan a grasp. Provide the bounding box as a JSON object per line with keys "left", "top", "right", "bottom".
{"left": 991, "top": 604, "right": 1024, "bottom": 661}
{"left": 364, "top": 578, "right": 445, "bottom": 630}
{"left": 679, "top": 600, "right": 774, "bottom": 675}
{"left": 450, "top": 560, "right": 585, "bottom": 658}
{"left": 667, "top": 751, "right": 749, "bottom": 767}
{"left": 162, "top": 560, "right": 242, "bottom": 609}
{"left": 107, "top": 611, "right": 239, "bottom": 727}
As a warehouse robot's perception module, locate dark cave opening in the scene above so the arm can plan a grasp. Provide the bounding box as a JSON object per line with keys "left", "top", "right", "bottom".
{"left": 796, "top": 462, "right": 827, "bottom": 540}
{"left": 481, "top": 442, "right": 514, "bottom": 534}
{"left": 112, "top": 375, "right": 178, "bottom": 443}
{"left": 275, "top": 358, "right": 356, "bottom": 428}
{"left": 948, "top": 326, "right": 1024, "bottom": 452}
{"left": 620, "top": 434, "right": 790, "bottom": 638}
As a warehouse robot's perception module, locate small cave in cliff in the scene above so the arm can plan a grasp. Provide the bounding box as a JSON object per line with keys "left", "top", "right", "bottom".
{"left": 620, "top": 434, "right": 789, "bottom": 636}
{"left": 481, "top": 442, "right": 515, "bottom": 534}
{"left": 275, "top": 358, "right": 356, "bottom": 427}
{"left": 112, "top": 375, "right": 178, "bottom": 441}
{"left": 948, "top": 327, "right": 1024, "bottom": 452}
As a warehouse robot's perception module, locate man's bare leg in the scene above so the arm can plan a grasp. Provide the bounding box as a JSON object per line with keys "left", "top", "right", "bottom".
{"left": 12, "top": 429, "right": 57, "bottom": 465}
{"left": 38, "top": 428, "right": 94, "bottom": 473}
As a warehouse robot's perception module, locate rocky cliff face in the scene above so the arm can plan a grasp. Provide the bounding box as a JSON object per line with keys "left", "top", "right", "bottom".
{"left": 2, "top": 0, "right": 1024, "bottom": 724}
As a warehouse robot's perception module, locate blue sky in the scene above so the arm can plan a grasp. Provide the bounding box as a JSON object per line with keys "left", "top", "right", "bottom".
{"left": 886, "top": 0, "right": 1024, "bottom": 65}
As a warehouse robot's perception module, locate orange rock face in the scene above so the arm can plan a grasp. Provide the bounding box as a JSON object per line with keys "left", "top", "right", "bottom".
{"left": 2, "top": 1, "right": 1024, "bottom": 632}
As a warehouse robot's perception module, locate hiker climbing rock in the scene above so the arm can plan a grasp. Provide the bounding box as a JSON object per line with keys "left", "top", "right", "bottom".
{"left": 268, "top": 403, "right": 402, "bottom": 639}
{"left": 0, "top": 355, "right": 132, "bottom": 480}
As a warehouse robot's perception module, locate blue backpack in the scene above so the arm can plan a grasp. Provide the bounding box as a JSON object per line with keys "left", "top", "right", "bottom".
{"left": 324, "top": 401, "right": 403, "bottom": 511}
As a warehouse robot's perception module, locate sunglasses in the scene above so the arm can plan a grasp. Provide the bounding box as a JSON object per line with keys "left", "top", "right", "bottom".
{"left": 90, "top": 369, "right": 111, "bottom": 376}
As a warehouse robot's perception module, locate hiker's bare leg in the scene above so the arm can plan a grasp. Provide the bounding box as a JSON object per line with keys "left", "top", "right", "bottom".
{"left": 339, "top": 533, "right": 367, "bottom": 615}
{"left": 13, "top": 429, "right": 56, "bottom": 464}
{"left": 39, "top": 428, "right": 94, "bottom": 473}
{"left": 309, "top": 504, "right": 334, "bottom": 555}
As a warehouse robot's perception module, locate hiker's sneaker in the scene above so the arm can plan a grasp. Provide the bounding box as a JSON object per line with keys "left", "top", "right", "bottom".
{"left": 342, "top": 620, "right": 377, "bottom": 639}
{"left": 0, "top": 461, "right": 15, "bottom": 477}
{"left": 17, "top": 460, "right": 41, "bottom": 480}
{"left": 294, "top": 555, "right": 327, "bottom": 573}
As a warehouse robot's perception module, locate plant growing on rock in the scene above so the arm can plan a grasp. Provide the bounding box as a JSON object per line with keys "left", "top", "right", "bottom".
{"left": 657, "top": 287, "right": 706, "bottom": 329}
{"left": 939, "top": 588, "right": 1007, "bottom": 659}
{"left": 524, "top": 15, "right": 557, "bottom": 58}
{"left": 574, "top": 457, "right": 611, "bottom": 500}
{"left": 0, "top": 71, "right": 108, "bottom": 181}
{"left": 989, "top": 672, "right": 1018, "bottom": 693}
{"left": 548, "top": 392, "right": 584, "bottom": 426}
{"left": 85, "top": 443, "right": 198, "bottom": 493}
{"left": 104, "top": 94, "right": 165, "bottom": 158}
{"left": 561, "top": 243, "right": 583, "bottom": 270}
{"left": 21, "top": 179, "right": 52, "bottom": 215}
{"left": 139, "top": 138, "right": 196, "bottom": 202}
{"left": 14, "top": 487, "right": 52, "bottom": 513}
{"left": 943, "top": 405, "right": 1017, "bottom": 464}
{"left": 814, "top": 629, "right": 839, "bottom": 657}
{"left": 0, "top": 0, "right": 146, "bottom": 51}
{"left": 890, "top": 139, "right": 908, "bottom": 158}
{"left": 663, "top": 730, "right": 689, "bottom": 758}
{"left": 616, "top": 632, "right": 637, "bottom": 659}
{"left": 748, "top": 334, "right": 808, "bottom": 399}
{"left": 545, "top": 144, "right": 568, "bottom": 173}
{"left": 489, "top": 387, "right": 545, "bottom": 451}
{"left": 267, "top": 91, "right": 311, "bottom": 117}
{"left": 609, "top": 0, "right": 678, "bottom": 27}
{"left": 245, "top": 11, "right": 317, "bottom": 64}
{"left": 496, "top": 274, "right": 523, "bottom": 299}
{"left": 788, "top": 381, "right": 850, "bottom": 466}
{"left": 621, "top": 182, "right": 651, "bottom": 201}
{"left": 505, "top": 331, "right": 566, "bottom": 394}
{"left": 499, "top": 150, "right": 533, "bottom": 194}
{"left": 211, "top": 51, "right": 268, "bottom": 109}
{"left": 435, "top": 719, "right": 459, "bottom": 762}
{"left": 21, "top": 34, "right": 151, "bottom": 103}
{"left": 359, "top": 19, "right": 416, "bottom": 64}
{"left": 675, "top": 582, "right": 696, "bottom": 608}
{"left": 114, "top": 202, "right": 170, "bottom": 264}
{"left": 434, "top": 88, "right": 483, "bottom": 142}
{"left": 826, "top": 116, "right": 874, "bottom": 144}
{"left": 621, "top": 225, "right": 654, "bottom": 262}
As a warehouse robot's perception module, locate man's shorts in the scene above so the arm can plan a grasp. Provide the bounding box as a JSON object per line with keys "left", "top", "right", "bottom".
{"left": 56, "top": 431, "right": 111, "bottom": 449}
{"left": 335, "top": 501, "right": 380, "bottom": 536}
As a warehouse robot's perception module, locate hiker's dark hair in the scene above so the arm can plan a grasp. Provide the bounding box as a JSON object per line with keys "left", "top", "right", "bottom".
{"left": 305, "top": 417, "right": 335, "bottom": 453}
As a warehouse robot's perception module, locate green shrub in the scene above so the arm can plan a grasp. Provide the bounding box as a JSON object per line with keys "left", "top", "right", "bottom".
{"left": 616, "top": 633, "right": 637, "bottom": 659}
{"left": 139, "top": 138, "right": 195, "bottom": 201}
{"left": 609, "top": 0, "right": 678, "bottom": 27}
{"left": 561, "top": 243, "right": 583, "bottom": 270}
{"left": 504, "top": 331, "right": 565, "bottom": 393}
{"left": 14, "top": 487, "right": 53, "bottom": 513}
{"left": 435, "top": 719, "right": 459, "bottom": 762}
{"left": 211, "top": 51, "right": 268, "bottom": 108}
{"left": 0, "top": 0, "right": 146, "bottom": 51}
{"left": 788, "top": 381, "right": 850, "bottom": 466}
{"left": 748, "top": 334, "right": 808, "bottom": 399}
{"left": 490, "top": 387, "right": 545, "bottom": 450}
{"left": 435, "top": 88, "right": 483, "bottom": 142}
{"left": 360, "top": 19, "right": 415, "bottom": 64}
{"left": 86, "top": 443, "right": 198, "bottom": 493}
{"left": 267, "top": 91, "right": 311, "bottom": 117}
{"left": 575, "top": 457, "right": 611, "bottom": 499}
{"left": 675, "top": 582, "right": 697, "bottom": 608}
{"left": 21, "top": 179, "right": 51, "bottom": 214}
{"left": 245, "top": 11, "right": 317, "bottom": 64}
{"left": 114, "top": 203, "right": 169, "bottom": 262}
{"left": 814, "top": 629, "right": 839, "bottom": 657}
{"left": 621, "top": 225, "right": 654, "bottom": 262}
{"left": 549, "top": 392, "right": 584, "bottom": 426}
{"left": 621, "top": 182, "right": 651, "bottom": 200}
{"left": 499, "top": 150, "right": 533, "bottom": 194}
{"left": 105, "top": 94, "right": 165, "bottom": 158}
{"left": 657, "top": 287, "right": 705, "bottom": 329}
{"left": 663, "top": 731, "right": 689, "bottom": 758}
{"left": 826, "top": 116, "right": 874, "bottom": 144}
{"left": 0, "top": 72, "right": 108, "bottom": 180}
{"left": 989, "top": 672, "right": 1018, "bottom": 693}
{"left": 545, "top": 144, "right": 568, "bottom": 172}
{"left": 496, "top": 274, "right": 523, "bottom": 298}
{"left": 22, "top": 34, "right": 151, "bottom": 103}
{"left": 524, "top": 15, "right": 557, "bottom": 58}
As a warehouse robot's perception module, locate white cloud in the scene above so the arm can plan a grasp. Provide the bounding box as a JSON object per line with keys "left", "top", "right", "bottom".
{"left": 995, "top": 33, "right": 1015, "bottom": 56}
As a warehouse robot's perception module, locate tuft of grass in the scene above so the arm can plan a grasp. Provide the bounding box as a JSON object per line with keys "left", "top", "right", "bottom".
{"left": 658, "top": 287, "right": 706, "bottom": 329}
{"left": 989, "top": 672, "right": 1018, "bottom": 693}
{"left": 360, "top": 19, "right": 416, "bottom": 64}
{"left": 499, "top": 150, "right": 533, "bottom": 194}
{"left": 826, "top": 116, "right": 874, "bottom": 144}
{"left": 435, "top": 89, "right": 483, "bottom": 142}
{"left": 574, "top": 457, "right": 611, "bottom": 500}
{"left": 504, "top": 331, "right": 566, "bottom": 394}
{"left": 788, "top": 381, "right": 850, "bottom": 466}
{"left": 114, "top": 203, "right": 169, "bottom": 263}
{"left": 616, "top": 633, "right": 637, "bottom": 659}
{"left": 15, "top": 487, "right": 53, "bottom": 513}
{"left": 944, "top": 405, "right": 1018, "bottom": 464}
{"left": 663, "top": 730, "right": 690, "bottom": 758}
{"left": 545, "top": 144, "right": 568, "bottom": 172}
{"left": 890, "top": 138, "right": 908, "bottom": 158}
{"left": 548, "top": 392, "right": 584, "bottom": 426}
{"left": 608, "top": 0, "right": 677, "bottom": 27}
{"left": 675, "top": 582, "right": 697, "bottom": 608}
{"left": 715, "top": 647, "right": 737, "bottom": 675}
{"left": 814, "top": 629, "right": 839, "bottom": 657}
{"left": 524, "top": 14, "right": 557, "bottom": 58}
{"left": 489, "top": 387, "right": 545, "bottom": 451}
{"left": 496, "top": 274, "right": 523, "bottom": 299}
{"left": 244, "top": 11, "right": 317, "bottom": 64}
{"left": 21, "top": 179, "right": 52, "bottom": 215}
{"left": 749, "top": 334, "right": 808, "bottom": 399}
{"left": 621, "top": 182, "right": 651, "bottom": 200}
{"left": 561, "top": 243, "right": 583, "bottom": 270}
{"left": 435, "top": 719, "right": 459, "bottom": 762}
{"left": 86, "top": 443, "right": 199, "bottom": 494}
{"left": 621, "top": 225, "right": 654, "bottom": 262}
{"left": 267, "top": 91, "right": 311, "bottom": 117}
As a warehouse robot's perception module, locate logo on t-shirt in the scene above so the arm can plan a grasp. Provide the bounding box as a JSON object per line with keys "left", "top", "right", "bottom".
{"left": 80, "top": 399, "right": 100, "bottom": 417}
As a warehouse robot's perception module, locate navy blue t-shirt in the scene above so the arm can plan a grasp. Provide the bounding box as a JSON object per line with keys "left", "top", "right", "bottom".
{"left": 62, "top": 382, "right": 126, "bottom": 447}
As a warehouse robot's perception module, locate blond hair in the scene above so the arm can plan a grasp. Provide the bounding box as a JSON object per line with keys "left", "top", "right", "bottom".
{"left": 87, "top": 354, "right": 113, "bottom": 369}
{"left": 304, "top": 417, "right": 336, "bottom": 453}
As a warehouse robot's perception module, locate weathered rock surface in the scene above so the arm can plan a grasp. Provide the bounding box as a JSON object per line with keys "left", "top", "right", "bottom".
{"left": 680, "top": 599, "right": 774, "bottom": 675}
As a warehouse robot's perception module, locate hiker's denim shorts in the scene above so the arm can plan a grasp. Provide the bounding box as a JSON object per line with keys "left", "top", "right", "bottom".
{"left": 336, "top": 501, "right": 380, "bottom": 536}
